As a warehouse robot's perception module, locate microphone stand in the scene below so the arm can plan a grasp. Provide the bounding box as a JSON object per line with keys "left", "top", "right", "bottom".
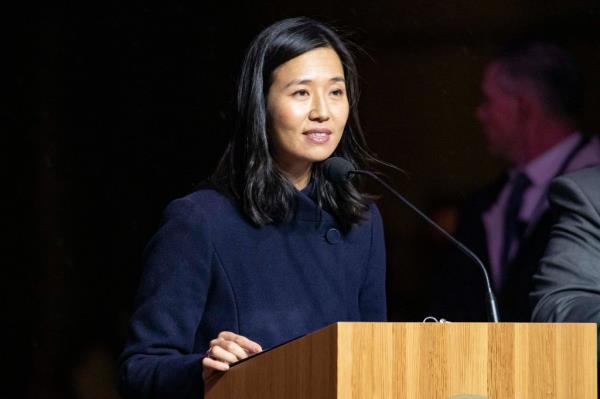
{"left": 351, "top": 170, "right": 500, "bottom": 323}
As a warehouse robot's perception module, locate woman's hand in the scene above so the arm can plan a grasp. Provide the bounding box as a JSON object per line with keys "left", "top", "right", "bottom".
{"left": 202, "top": 331, "right": 262, "bottom": 378}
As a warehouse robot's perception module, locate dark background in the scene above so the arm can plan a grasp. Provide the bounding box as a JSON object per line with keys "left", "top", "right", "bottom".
{"left": 12, "top": 1, "right": 600, "bottom": 397}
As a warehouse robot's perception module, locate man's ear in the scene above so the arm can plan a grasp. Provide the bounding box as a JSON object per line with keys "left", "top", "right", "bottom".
{"left": 515, "top": 90, "right": 538, "bottom": 123}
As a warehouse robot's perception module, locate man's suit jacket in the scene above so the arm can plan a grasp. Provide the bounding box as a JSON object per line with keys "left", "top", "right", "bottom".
{"left": 531, "top": 165, "right": 600, "bottom": 355}
{"left": 429, "top": 177, "right": 556, "bottom": 321}
{"left": 429, "top": 137, "right": 600, "bottom": 322}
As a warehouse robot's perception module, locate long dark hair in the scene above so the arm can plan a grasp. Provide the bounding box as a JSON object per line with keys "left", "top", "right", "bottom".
{"left": 212, "top": 17, "right": 379, "bottom": 231}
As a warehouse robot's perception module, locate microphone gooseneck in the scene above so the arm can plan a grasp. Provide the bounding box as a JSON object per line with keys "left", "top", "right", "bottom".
{"left": 322, "top": 157, "right": 500, "bottom": 323}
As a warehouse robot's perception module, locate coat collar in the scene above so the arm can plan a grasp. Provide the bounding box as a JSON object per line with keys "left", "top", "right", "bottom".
{"left": 294, "top": 182, "right": 336, "bottom": 225}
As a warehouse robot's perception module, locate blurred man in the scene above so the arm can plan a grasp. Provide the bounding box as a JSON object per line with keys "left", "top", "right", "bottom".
{"left": 531, "top": 165, "right": 600, "bottom": 354}
{"left": 430, "top": 41, "right": 600, "bottom": 321}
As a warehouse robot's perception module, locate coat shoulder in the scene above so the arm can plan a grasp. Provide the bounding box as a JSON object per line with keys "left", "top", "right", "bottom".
{"left": 552, "top": 165, "right": 600, "bottom": 207}
{"left": 170, "top": 184, "right": 237, "bottom": 215}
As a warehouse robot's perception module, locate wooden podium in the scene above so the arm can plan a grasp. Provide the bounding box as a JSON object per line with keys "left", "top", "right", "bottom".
{"left": 204, "top": 322, "right": 597, "bottom": 398}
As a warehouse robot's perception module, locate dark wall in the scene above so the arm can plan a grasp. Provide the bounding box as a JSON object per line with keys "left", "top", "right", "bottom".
{"left": 15, "top": 1, "right": 600, "bottom": 397}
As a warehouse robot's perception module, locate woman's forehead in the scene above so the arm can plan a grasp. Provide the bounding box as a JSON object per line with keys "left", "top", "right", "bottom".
{"left": 270, "top": 48, "right": 345, "bottom": 87}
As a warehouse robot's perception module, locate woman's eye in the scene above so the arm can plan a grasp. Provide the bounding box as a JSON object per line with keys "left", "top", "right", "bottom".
{"left": 331, "top": 88, "right": 345, "bottom": 96}
{"left": 293, "top": 89, "right": 309, "bottom": 97}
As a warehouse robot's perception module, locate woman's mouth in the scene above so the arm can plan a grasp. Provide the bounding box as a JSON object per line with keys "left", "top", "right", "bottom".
{"left": 303, "top": 129, "right": 331, "bottom": 144}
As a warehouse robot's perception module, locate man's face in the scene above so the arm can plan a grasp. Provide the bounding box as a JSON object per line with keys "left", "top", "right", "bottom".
{"left": 476, "top": 62, "right": 522, "bottom": 163}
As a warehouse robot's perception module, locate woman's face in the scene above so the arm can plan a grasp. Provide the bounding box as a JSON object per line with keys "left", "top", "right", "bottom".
{"left": 266, "top": 47, "right": 349, "bottom": 177}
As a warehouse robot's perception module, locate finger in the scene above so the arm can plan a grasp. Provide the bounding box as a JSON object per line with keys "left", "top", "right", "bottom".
{"left": 210, "top": 345, "right": 240, "bottom": 364}
{"left": 218, "top": 332, "right": 263, "bottom": 354}
{"left": 209, "top": 338, "right": 248, "bottom": 360}
{"left": 202, "top": 356, "right": 229, "bottom": 371}
{"left": 216, "top": 338, "right": 249, "bottom": 360}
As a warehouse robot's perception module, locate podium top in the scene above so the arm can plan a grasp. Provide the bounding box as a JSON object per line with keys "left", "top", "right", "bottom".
{"left": 207, "top": 322, "right": 597, "bottom": 399}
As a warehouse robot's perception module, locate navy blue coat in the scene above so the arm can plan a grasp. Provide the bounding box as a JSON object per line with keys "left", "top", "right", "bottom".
{"left": 118, "top": 184, "right": 387, "bottom": 398}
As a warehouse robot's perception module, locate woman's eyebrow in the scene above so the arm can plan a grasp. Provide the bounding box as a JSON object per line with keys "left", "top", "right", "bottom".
{"left": 283, "top": 76, "right": 346, "bottom": 88}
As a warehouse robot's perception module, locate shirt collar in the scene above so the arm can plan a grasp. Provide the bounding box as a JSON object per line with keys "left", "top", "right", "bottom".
{"left": 515, "top": 132, "right": 581, "bottom": 186}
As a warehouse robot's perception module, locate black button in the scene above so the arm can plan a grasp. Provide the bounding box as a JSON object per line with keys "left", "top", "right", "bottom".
{"left": 325, "top": 228, "right": 341, "bottom": 244}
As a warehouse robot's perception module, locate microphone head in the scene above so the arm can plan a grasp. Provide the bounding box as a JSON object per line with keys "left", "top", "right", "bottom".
{"left": 322, "top": 157, "right": 354, "bottom": 184}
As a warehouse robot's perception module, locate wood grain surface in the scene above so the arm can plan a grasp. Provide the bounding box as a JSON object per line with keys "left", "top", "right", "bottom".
{"left": 205, "top": 322, "right": 596, "bottom": 399}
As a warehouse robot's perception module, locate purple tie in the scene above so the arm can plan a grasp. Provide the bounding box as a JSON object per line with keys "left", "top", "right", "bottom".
{"left": 499, "top": 172, "right": 532, "bottom": 287}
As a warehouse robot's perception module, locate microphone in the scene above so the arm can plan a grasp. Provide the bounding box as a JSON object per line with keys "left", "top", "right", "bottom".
{"left": 322, "top": 157, "right": 500, "bottom": 322}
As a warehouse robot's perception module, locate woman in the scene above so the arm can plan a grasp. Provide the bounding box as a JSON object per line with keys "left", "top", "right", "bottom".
{"left": 119, "top": 17, "right": 386, "bottom": 398}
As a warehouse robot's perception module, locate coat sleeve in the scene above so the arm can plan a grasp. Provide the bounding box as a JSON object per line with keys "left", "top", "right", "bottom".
{"left": 118, "top": 197, "right": 213, "bottom": 399}
{"left": 358, "top": 204, "right": 388, "bottom": 321}
{"left": 531, "top": 173, "right": 600, "bottom": 356}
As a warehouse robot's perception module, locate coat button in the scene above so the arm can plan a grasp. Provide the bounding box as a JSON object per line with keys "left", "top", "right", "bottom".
{"left": 325, "top": 228, "right": 341, "bottom": 244}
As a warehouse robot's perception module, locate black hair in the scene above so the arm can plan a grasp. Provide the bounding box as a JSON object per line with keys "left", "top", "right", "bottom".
{"left": 496, "top": 40, "right": 584, "bottom": 122}
{"left": 212, "top": 17, "right": 379, "bottom": 232}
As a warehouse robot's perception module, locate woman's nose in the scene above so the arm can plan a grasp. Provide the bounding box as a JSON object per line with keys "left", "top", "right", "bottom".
{"left": 309, "top": 94, "right": 330, "bottom": 122}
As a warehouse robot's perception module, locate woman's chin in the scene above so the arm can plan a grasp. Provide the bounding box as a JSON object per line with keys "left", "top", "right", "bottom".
{"left": 305, "top": 147, "right": 338, "bottom": 163}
